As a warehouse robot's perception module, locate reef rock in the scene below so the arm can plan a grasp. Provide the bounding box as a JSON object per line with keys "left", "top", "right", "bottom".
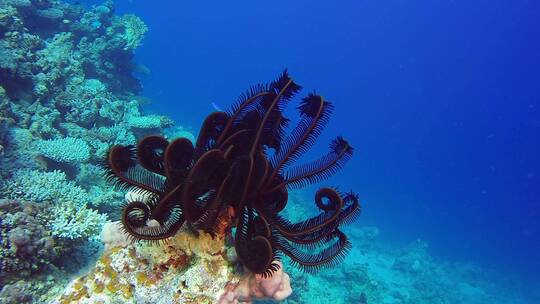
{"left": 53, "top": 222, "right": 291, "bottom": 304}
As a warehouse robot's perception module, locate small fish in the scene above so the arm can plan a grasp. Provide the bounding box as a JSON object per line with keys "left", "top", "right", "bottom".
{"left": 211, "top": 102, "right": 223, "bottom": 112}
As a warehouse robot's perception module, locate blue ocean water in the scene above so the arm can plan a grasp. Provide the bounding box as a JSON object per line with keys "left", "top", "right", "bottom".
{"left": 88, "top": 0, "right": 539, "bottom": 296}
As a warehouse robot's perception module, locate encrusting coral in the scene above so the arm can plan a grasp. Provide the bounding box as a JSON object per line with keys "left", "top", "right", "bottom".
{"left": 55, "top": 212, "right": 292, "bottom": 304}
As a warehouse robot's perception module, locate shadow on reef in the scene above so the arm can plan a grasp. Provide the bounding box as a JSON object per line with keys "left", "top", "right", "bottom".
{"left": 103, "top": 70, "right": 361, "bottom": 277}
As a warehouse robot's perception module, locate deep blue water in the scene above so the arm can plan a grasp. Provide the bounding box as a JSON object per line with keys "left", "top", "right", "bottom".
{"left": 96, "top": 0, "right": 538, "bottom": 287}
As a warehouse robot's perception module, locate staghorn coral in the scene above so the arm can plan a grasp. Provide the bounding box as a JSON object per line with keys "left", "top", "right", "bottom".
{"left": 103, "top": 71, "right": 361, "bottom": 278}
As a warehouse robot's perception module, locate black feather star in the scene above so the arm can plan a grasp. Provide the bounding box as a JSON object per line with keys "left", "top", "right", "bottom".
{"left": 103, "top": 70, "right": 361, "bottom": 277}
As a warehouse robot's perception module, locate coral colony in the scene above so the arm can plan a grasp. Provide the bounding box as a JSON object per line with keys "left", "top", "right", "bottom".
{"left": 103, "top": 70, "right": 360, "bottom": 277}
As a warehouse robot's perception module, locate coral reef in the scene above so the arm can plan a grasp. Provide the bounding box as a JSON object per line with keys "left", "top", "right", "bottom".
{"left": 0, "top": 0, "right": 165, "bottom": 165}
{"left": 0, "top": 0, "right": 146, "bottom": 101}
{"left": 0, "top": 198, "right": 105, "bottom": 275}
{"left": 0, "top": 276, "right": 69, "bottom": 304}
{"left": 0, "top": 0, "right": 167, "bottom": 302}
{"left": 0, "top": 0, "right": 164, "bottom": 228}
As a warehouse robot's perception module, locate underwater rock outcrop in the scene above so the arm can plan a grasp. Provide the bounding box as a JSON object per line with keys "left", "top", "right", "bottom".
{"left": 54, "top": 221, "right": 292, "bottom": 304}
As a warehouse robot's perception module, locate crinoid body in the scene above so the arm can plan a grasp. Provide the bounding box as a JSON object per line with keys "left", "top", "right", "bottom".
{"left": 103, "top": 70, "right": 361, "bottom": 277}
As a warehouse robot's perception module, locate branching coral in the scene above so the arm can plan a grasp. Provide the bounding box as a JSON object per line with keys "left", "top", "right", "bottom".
{"left": 49, "top": 201, "right": 107, "bottom": 240}
{"left": 2, "top": 169, "right": 91, "bottom": 204}
{"left": 103, "top": 71, "right": 361, "bottom": 278}
{"left": 35, "top": 137, "right": 91, "bottom": 163}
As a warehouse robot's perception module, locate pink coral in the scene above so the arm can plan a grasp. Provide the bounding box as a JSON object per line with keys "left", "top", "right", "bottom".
{"left": 218, "top": 261, "right": 292, "bottom": 304}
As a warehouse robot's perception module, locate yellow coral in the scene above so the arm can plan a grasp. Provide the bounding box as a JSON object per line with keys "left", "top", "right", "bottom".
{"left": 121, "top": 284, "right": 133, "bottom": 299}
{"left": 105, "top": 282, "right": 120, "bottom": 293}
{"left": 94, "top": 281, "right": 104, "bottom": 293}
{"left": 135, "top": 271, "right": 156, "bottom": 286}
